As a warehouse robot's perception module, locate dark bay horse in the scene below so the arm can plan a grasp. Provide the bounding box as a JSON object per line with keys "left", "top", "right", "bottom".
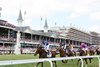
{"left": 66, "top": 48, "right": 76, "bottom": 57}
{"left": 56, "top": 46, "right": 67, "bottom": 63}
{"left": 77, "top": 48, "right": 95, "bottom": 66}
{"left": 34, "top": 46, "right": 57, "bottom": 67}
{"left": 56, "top": 46, "right": 76, "bottom": 63}
{"left": 95, "top": 46, "right": 100, "bottom": 55}
{"left": 66, "top": 44, "right": 76, "bottom": 57}
{"left": 96, "top": 48, "right": 100, "bottom": 55}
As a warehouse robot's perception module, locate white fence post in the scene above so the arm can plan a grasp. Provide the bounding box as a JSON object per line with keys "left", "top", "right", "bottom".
{"left": 79, "top": 57, "right": 84, "bottom": 67}
{"left": 47, "top": 59, "right": 53, "bottom": 67}
{"left": 97, "top": 56, "right": 100, "bottom": 67}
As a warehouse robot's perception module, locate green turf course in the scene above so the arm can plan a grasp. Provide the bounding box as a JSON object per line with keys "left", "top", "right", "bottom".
{"left": 0, "top": 54, "right": 99, "bottom": 67}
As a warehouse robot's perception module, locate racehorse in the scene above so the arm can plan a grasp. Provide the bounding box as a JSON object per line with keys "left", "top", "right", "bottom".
{"left": 96, "top": 48, "right": 100, "bottom": 55}
{"left": 77, "top": 47, "right": 94, "bottom": 66}
{"left": 95, "top": 45, "right": 100, "bottom": 55}
{"left": 56, "top": 46, "right": 67, "bottom": 63}
{"left": 56, "top": 44, "right": 76, "bottom": 63}
{"left": 65, "top": 44, "right": 76, "bottom": 62}
{"left": 88, "top": 46, "right": 96, "bottom": 55}
{"left": 66, "top": 47, "right": 76, "bottom": 57}
{"left": 34, "top": 45, "right": 57, "bottom": 67}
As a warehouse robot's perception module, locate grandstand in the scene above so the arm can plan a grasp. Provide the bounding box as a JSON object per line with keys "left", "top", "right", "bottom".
{"left": 0, "top": 10, "right": 100, "bottom": 55}
{"left": 0, "top": 19, "right": 100, "bottom": 55}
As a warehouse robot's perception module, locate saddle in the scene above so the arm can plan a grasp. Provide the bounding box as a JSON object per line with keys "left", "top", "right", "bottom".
{"left": 42, "top": 48, "right": 52, "bottom": 57}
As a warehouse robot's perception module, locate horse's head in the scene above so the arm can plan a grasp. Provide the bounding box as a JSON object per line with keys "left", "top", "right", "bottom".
{"left": 56, "top": 46, "right": 63, "bottom": 52}
{"left": 56, "top": 46, "right": 66, "bottom": 57}
{"left": 34, "top": 47, "right": 41, "bottom": 56}
{"left": 34, "top": 46, "right": 44, "bottom": 56}
{"left": 34, "top": 45, "right": 48, "bottom": 58}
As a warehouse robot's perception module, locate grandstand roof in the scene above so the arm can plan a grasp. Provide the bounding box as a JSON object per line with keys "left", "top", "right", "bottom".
{"left": 15, "top": 26, "right": 60, "bottom": 38}
{"left": 0, "top": 20, "right": 16, "bottom": 28}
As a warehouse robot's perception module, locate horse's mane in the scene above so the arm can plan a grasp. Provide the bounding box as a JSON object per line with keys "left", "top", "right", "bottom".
{"left": 37, "top": 47, "right": 46, "bottom": 53}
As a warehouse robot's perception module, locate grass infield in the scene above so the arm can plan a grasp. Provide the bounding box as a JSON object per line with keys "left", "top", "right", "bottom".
{"left": 0, "top": 54, "right": 99, "bottom": 67}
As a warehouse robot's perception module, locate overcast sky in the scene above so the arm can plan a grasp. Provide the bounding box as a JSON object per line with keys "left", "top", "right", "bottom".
{"left": 0, "top": 0, "right": 100, "bottom": 33}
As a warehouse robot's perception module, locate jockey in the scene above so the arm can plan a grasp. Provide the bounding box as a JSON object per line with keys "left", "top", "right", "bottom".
{"left": 41, "top": 40, "right": 51, "bottom": 55}
{"left": 68, "top": 44, "right": 75, "bottom": 55}
{"left": 60, "top": 42, "right": 66, "bottom": 50}
{"left": 80, "top": 43, "right": 88, "bottom": 51}
{"left": 80, "top": 43, "right": 89, "bottom": 56}
{"left": 68, "top": 44, "right": 74, "bottom": 51}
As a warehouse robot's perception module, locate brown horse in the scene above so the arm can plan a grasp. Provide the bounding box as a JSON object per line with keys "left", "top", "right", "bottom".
{"left": 96, "top": 48, "right": 100, "bottom": 55}
{"left": 77, "top": 48, "right": 94, "bottom": 66}
{"left": 66, "top": 48, "right": 76, "bottom": 57}
{"left": 95, "top": 46, "right": 100, "bottom": 55}
{"left": 66, "top": 44, "right": 76, "bottom": 57}
{"left": 34, "top": 46, "right": 57, "bottom": 67}
{"left": 56, "top": 46, "right": 67, "bottom": 63}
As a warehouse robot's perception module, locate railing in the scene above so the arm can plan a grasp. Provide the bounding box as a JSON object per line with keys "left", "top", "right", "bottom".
{"left": 0, "top": 55, "right": 100, "bottom": 67}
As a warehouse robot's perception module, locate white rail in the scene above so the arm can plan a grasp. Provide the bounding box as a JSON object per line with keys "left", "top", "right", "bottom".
{"left": 0, "top": 55, "right": 100, "bottom": 67}
{"left": 0, "top": 59, "right": 50, "bottom": 65}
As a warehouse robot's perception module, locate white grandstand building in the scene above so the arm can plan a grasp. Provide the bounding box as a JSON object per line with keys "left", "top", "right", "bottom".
{"left": 0, "top": 10, "right": 100, "bottom": 55}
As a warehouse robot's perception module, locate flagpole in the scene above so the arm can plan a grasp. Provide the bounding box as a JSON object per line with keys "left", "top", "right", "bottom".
{"left": 40, "top": 17, "right": 43, "bottom": 30}
{"left": 24, "top": 11, "right": 26, "bottom": 26}
{"left": 0, "top": 7, "right": 2, "bottom": 19}
{"left": 23, "top": 11, "right": 26, "bottom": 46}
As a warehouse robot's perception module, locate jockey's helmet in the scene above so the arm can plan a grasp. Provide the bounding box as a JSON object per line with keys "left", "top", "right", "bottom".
{"left": 42, "top": 40, "right": 49, "bottom": 46}
{"left": 80, "top": 43, "right": 87, "bottom": 48}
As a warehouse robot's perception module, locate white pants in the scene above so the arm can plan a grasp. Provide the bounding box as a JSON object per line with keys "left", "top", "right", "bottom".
{"left": 43, "top": 45, "right": 50, "bottom": 52}
{"left": 64, "top": 45, "right": 67, "bottom": 50}
{"left": 82, "top": 48, "right": 88, "bottom": 51}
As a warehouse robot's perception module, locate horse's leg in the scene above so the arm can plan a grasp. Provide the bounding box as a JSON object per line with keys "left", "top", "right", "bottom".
{"left": 77, "top": 59, "right": 80, "bottom": 65}
{"left": 89, "top": 58, "right": 92, "bottom": 63}
{"left": 89, "top": 58, "right": 92, "bottom": 67}
{"left": 84, "top": 59, "right": 88, "bottom": 67}
{"left": 62, "top": 60, "right": 68, "bottom": 63}
{"left": 65, "top": 60, "right": 68, "bottom": 63}
{"left": 54, "top": 61, "right": 57, "bottom": 67}
{"left": 34, "top": 62, "right": 41, "bottom": 67}
{"left": 52, "top": 61, "right": 55, "bottom": 67}
{"left": 52, "top": 61, "right": 57, "bottom": 67}
{"left": 62, "top": 60, "right": 65, "bottom": 63}
{"left": 61, "top": 55, "right": 67, "bottom": 63}
{"left": 41, "top": 62, "right": 43, "bottom": 67}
